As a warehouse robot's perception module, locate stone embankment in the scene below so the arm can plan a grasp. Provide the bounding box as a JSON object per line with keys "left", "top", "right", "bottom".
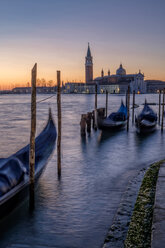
{"left": 103, "top": 160, "right": 164, "bottom": 248}
{"left": 151, "top": 162, "right": 165, "bottom": 248}
{"left": 125, "top": 161, "right": 163, "bottom": 247}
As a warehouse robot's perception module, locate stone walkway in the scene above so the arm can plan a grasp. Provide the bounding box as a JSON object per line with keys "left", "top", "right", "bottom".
{"left": 151, "top": 162, "right": 165, "bottom": 248}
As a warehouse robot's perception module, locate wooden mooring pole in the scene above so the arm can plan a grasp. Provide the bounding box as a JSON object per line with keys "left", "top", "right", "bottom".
{"left": 92, "top": 110, "right": 95, "bottom": 129}
{"left": 57, "top": 71, "right": 61, "bottom": 177}
{"left": 105, "top": 90, "right": 108, "bottom": 117}
{"left": 95, "top": 84, "right": 97, "bottom": 110}
{"left": 161, "top": 88, "right": 165, "bottom": 132}
{"left": 132, "top": 90, "right": 135, "bottom": 124}
{"left": 80, "top": 114, "right": 86, "bottom": 136}
{"left": 29, "top": 63, "right": 37, "bottom": 210}
{"left": 86, "top": 112, "right": 92, "bottom": 133}
{"left": 125, "top": 90, "right": 128, "bottom": 108}
{"left": 159, "top": 90, "right": 161, "bottom": 125}
{"left": 94, "top": 84, "right": 98, "bottom": 130}
{"left": 127, "top": 86, "right": 130, "bottom": 131}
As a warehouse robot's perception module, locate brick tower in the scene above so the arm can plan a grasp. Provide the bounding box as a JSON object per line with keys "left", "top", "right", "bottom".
{"left": 85, "top": 43, "right": 93, "bottom": 84}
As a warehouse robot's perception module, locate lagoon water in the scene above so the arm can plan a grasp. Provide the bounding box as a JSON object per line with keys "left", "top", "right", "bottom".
{"left": 0, "top": 94, "right": 164, "bottom": 248}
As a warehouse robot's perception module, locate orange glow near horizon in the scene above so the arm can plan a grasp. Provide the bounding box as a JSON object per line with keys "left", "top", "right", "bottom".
{"left": 0, "top": 41, "right": 165, "bottom": 90}
{"left": 0, "top": 64, "right": 165, "bottom": 90}
{"left": 0, "top": 37, "right": 165, "bottom": 90}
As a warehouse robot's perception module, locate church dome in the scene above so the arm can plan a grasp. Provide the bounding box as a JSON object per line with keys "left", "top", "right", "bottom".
{"left": 116, "top": 64, "right": 126, "bottom": 75}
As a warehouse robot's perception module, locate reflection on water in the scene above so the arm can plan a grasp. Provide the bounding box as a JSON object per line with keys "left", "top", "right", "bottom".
{"left": 98, "top": 129, "right": 124, "bottom": 145}
{"left": 0, "top": 94, "right": 164, "bottom": 248}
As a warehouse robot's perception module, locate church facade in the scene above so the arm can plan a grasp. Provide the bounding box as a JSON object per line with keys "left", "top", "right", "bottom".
{"left": 85, "top": 44, "right": 146, "bottom": 93}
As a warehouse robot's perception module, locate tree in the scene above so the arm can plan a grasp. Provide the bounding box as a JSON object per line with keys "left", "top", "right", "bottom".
{"left": 41, "top": 78, "right": 46, "bottom": 87}
{"left": 37, "top": 78, "right": 41, "bottom": 87}
{"left": 47, "top": 80, "right": 53, "bottom": 87}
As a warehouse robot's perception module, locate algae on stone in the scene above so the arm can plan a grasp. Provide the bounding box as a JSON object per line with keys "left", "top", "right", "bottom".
{"left": 124, "top": 160, "right": 164, "bottom": 248}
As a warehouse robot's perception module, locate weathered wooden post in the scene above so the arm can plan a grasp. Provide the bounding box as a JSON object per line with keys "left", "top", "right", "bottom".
{"left": 105, "top": 90, "right": 108, "bottom": 117}
{"left": 57, "top": 71, "right": 61, "bottom": 176}
{"left": 97, "top": 108, "right": 105, "bottom": 125}
{"left": 159, "top": 90, "right": 161, "bottom": 125}
{"left": 92, "top": 110, "right": 95, "bottom": 129}
{"left": 125, "top": 90, "right": 128, "bottom": 108}
{"left": 127, "top": 86, "right": 130, "bottom": 131}
{"left": 95, "top": 84, "right": 97, "bottom": 110}
{"left": 94, "top": 84, "right": 98, "bottom": 130}
{"left": 86, "top": 112, "right": 92, "bottom": 133}
{"left": 161, "top": 89, "right": 165, "bottom": 132}
{"left": 132, "top": 90, "right": 135, "bottom": 124}
{"left": 80, "top": 114, "right": 86, "bottom": 136}
{"left": 29, "top": 63, "right": 37, "bottom": 210}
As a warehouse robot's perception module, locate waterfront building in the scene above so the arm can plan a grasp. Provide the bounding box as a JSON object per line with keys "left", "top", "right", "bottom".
{"left": 65, "top": 63, "right": 146, "bottom": 94}
{"left": 64, "top": 82, "right": 96, "bottom": 94}
{"left": 64, "top": 82, "right": 85, "bottom": 93}
{"left": 12, "top": 87, "right": 56, "bottom": 94}
{"left": 0, "top": 90, "right": 11, "bottom": 94}
{"left": 85, "top": 43, "right": 146, "bottom": 93}
{"left": 145, "top": 80, "right": 165, "bottom": 93}
{"left": 85, "top": 43, "right": 93, "bottom": 84}
{"left": 94, "top": 64, "right": 146, "bottom": 94}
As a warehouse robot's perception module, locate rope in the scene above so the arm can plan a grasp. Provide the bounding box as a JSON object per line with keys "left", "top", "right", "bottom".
{"left": 37, "top": 94, "right": 55, "bottom": 104}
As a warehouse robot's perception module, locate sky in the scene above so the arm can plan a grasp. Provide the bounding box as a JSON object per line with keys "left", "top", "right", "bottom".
{"left": 0, "top": 0, "right": 165, "bottom": 88}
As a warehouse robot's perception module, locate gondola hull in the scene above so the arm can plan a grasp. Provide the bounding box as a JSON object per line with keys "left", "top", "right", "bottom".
{"left": 0, "top": 176, "right": 33, "bottom": 220}
{"left": 98, "top": 101, "right": 127, "bottom": 131}
{"left": 136, "top": 120, "right": 157, "bottom": 134}
{"left": 135, "top": 103, "right": 157, "bottom": 134}
{"left": 0, "top": 110, "right": 57, "bottom": 219}
{"left": 98, "top": 118, "right": 127, "bottom": 131}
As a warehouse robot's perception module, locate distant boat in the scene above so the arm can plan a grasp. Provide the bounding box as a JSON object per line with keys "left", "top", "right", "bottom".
{"left": 142, "top": 102, "right": 157, "bottom": 105}
{"left": 0, "top": 109, "right": 57, "bottom": 219}
{"left": 98, "top": 101, "right": 127, "bottom": 130}
{"left": 131, "top": 104, "right": 139, "bottom": 109}
{"left": 135, "top": 102, "right": 157, "bottom": 134}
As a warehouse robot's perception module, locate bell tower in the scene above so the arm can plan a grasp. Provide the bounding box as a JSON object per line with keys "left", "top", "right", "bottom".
{"left": 85, "top": 43, "right": 93, "bottom": 84}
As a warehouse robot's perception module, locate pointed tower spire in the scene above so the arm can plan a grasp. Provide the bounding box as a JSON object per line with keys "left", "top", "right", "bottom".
{"left": 108, "top": 69, "right": 110, "bottom": 76}
{"left": 87, "top": 42, "right": 92, "bottom": 57}
{"left": 101, "top": 69, "right": 104, "bottom": 77}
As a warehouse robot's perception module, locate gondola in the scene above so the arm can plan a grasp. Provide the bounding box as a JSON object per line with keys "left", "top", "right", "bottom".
{"left": 98, "top": 101, "right": 127, "bottom": 131}
{"left": 0, "top": 108, "right": 57, "bottom": 219}
{"left": 135, "top": 102, "right": 157, "bottom": 134}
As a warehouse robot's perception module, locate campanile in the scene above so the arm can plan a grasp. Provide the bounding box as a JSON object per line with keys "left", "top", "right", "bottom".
{"left": 85, "top": 43, "right": 93, "bottom": 84}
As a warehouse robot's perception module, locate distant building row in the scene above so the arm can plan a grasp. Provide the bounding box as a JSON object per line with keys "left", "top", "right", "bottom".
{"left": 8, "top": 80, "right": 165, "bottom": 94}
{"left": 63, "top": 81, "right": 165, "bottom": 94}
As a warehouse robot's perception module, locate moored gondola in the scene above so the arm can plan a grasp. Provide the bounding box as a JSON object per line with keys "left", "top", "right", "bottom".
{"left": 0, "top": 109, "right": 57, "bottom": 219}
{"left": 135, "top": 101, "right": 157, "bottom": 134}
{"left": 98, "top": 101, "right": 127, "bottom": 131}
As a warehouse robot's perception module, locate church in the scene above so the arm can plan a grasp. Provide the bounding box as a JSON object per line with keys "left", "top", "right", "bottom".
{"left": 85, "top": 44, "right": 146, "bottom": 94}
